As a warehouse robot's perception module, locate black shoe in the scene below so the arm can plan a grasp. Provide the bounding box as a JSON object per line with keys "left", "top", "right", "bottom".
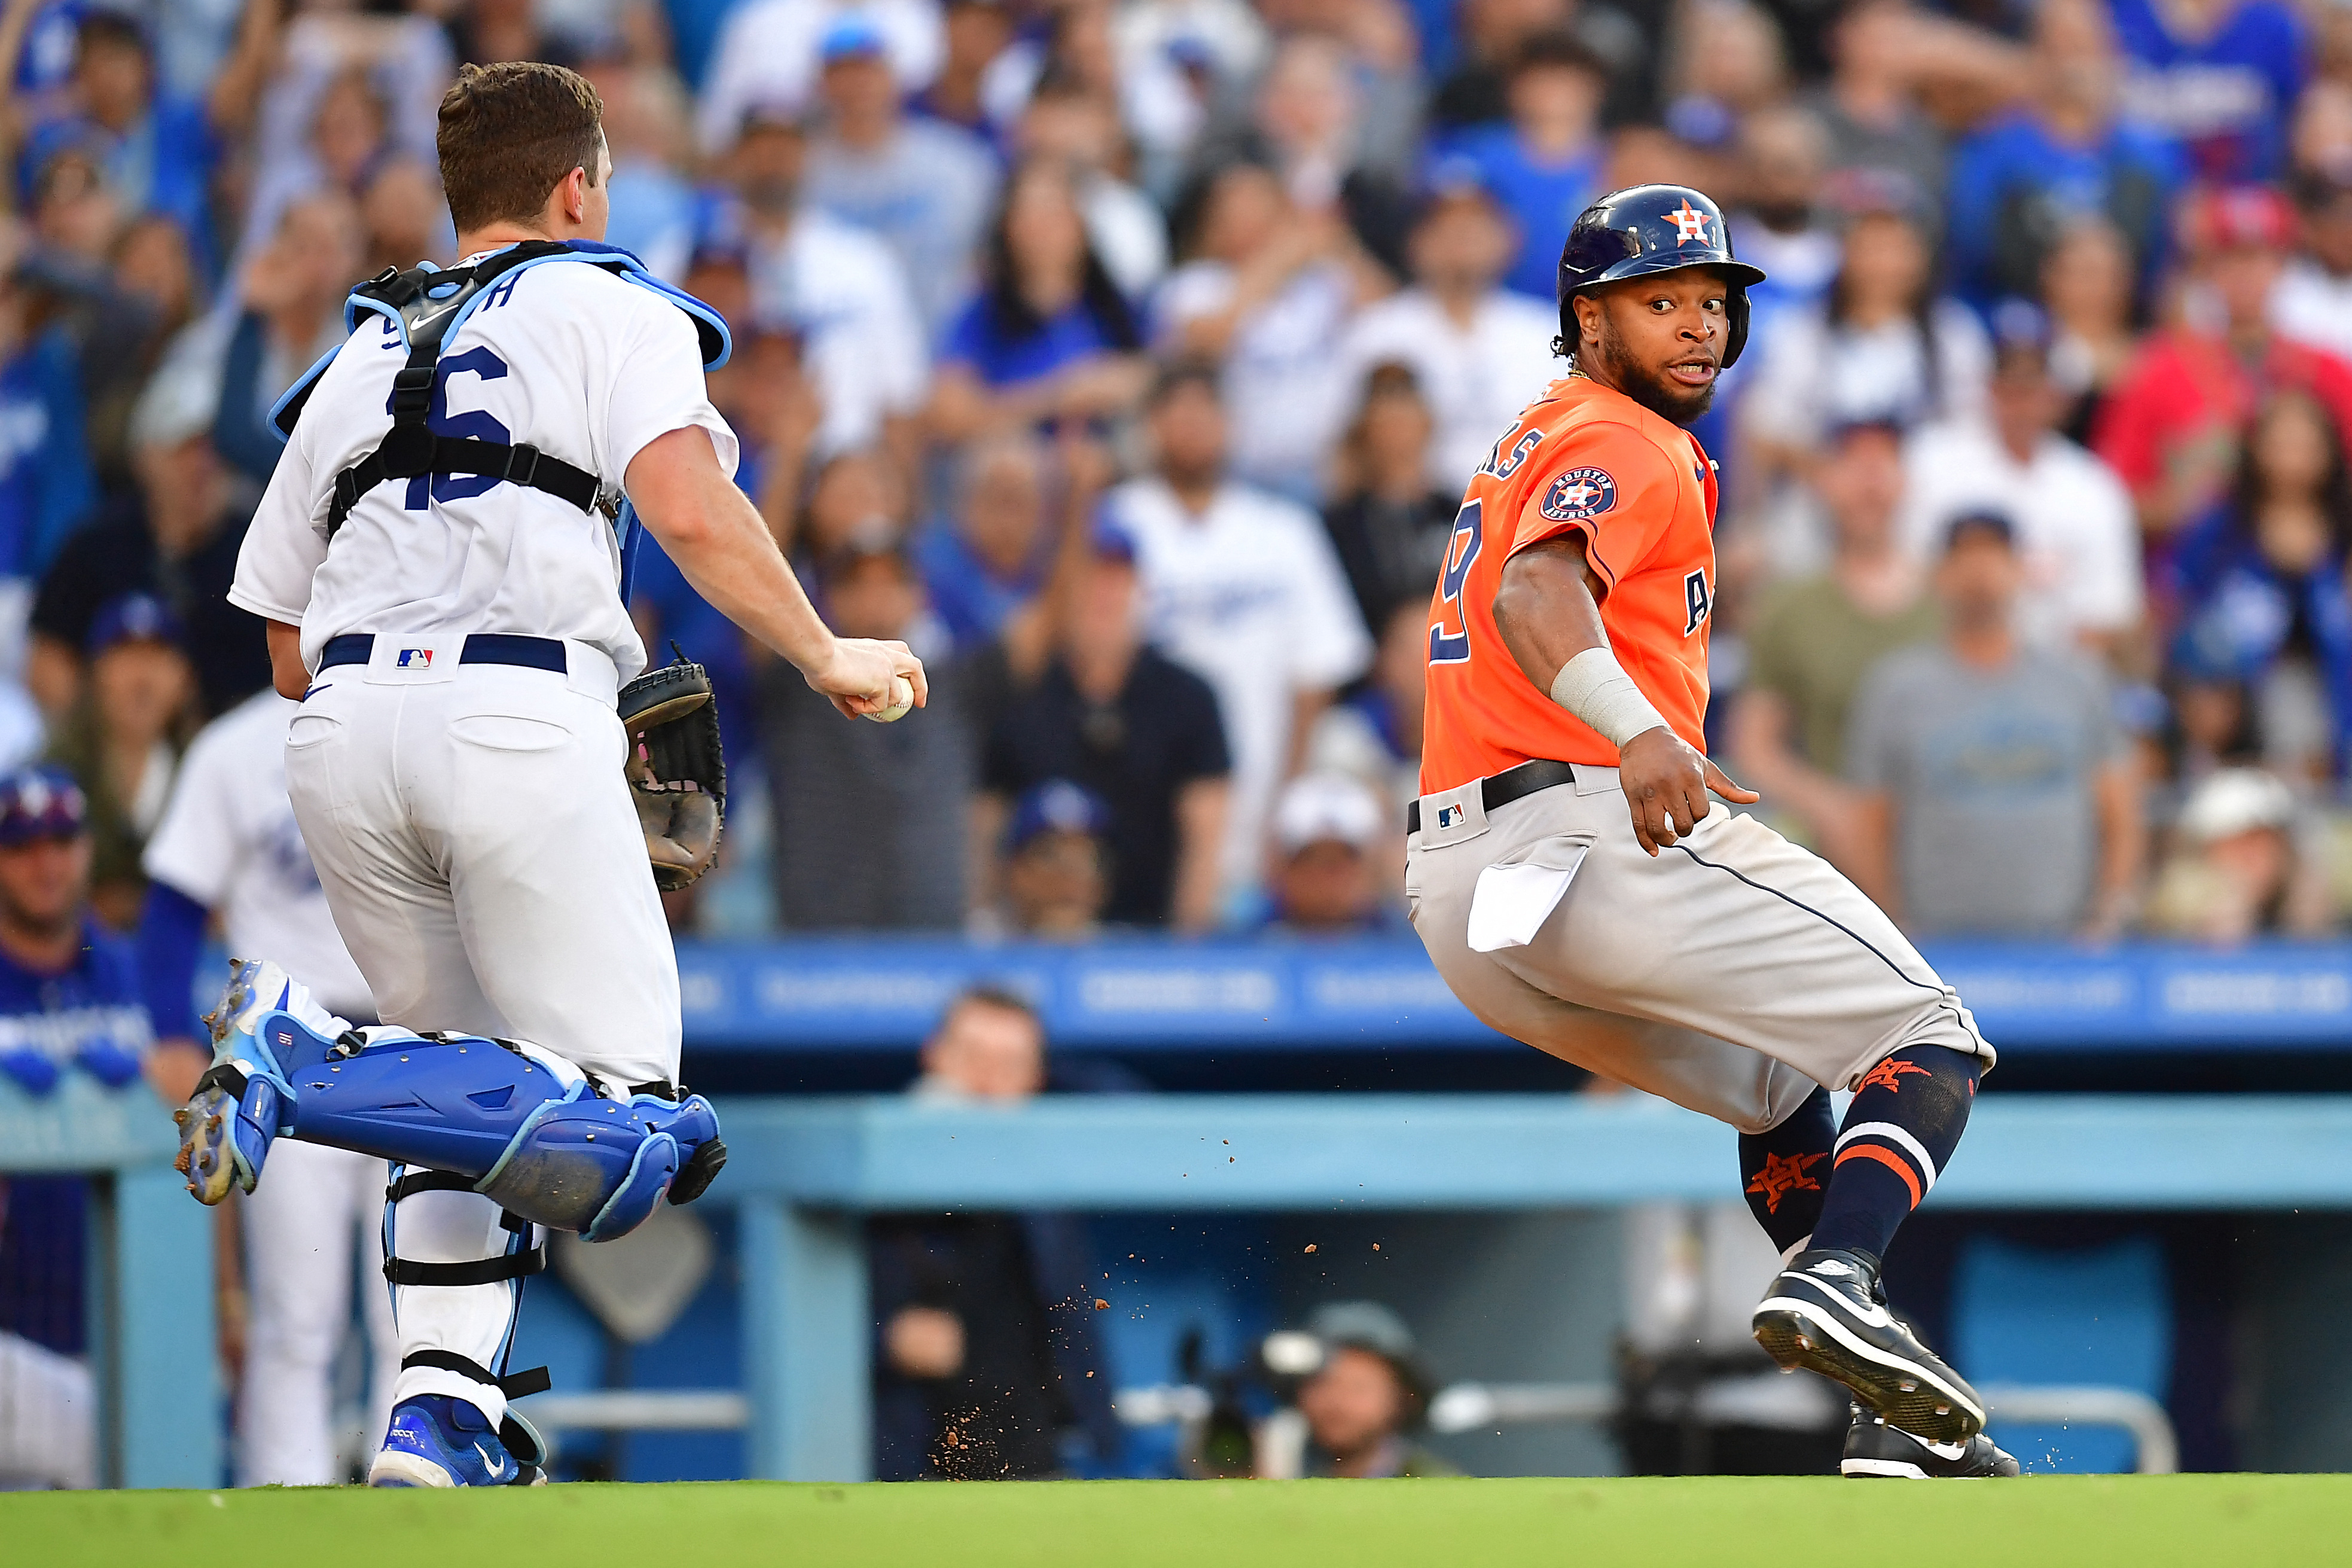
{"left": 1842, "top": 1407, "right": 2019, "bottom": 1478}
{"left": 1752, "top": 1247, "right": 1986, "bottom": 1442}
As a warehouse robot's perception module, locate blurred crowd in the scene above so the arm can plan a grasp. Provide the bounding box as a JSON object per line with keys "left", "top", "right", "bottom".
{"left": 0, "top": 0, "right": 2349, "bottom": 944}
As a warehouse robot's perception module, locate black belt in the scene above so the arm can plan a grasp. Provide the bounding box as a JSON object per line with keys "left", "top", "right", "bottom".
{"left": 1406, "top": 759, "right": 1578, "bottom": 836}
{"left": 318, "top": 633, "right": 568, "bottom": 673}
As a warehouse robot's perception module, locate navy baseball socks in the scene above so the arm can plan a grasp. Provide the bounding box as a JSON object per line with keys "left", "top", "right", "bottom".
{"left": 1750, "top": 1047, "right": 1992, "bottom": 1446}
{"left": 1739, "top": 1084, "right": 1835, "bottom": 1256}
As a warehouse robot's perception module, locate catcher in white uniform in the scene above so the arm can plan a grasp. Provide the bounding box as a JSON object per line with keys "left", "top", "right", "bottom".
{"left": 141, "top": 690, "right": 396, "bottom": 1486}
{"left": 174, "top": 61, "right": 925, "bottom": 1488}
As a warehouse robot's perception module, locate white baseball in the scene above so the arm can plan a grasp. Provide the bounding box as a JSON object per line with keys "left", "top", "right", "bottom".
{"left": 864, "top": 673, "right": 914, "bottom": 723}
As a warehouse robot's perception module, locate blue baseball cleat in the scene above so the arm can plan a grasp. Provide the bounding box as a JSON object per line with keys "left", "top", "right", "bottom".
{"left": 173, "top": 959, "right": 310, "bottom": 1204}
{"left": 368, "top": 1396, "right": 548, "bottom": 1488}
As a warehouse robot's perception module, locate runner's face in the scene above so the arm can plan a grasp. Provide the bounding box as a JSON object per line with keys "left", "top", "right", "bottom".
{"left": 1576, "top": 270, "right": 1729, "bottom": 425}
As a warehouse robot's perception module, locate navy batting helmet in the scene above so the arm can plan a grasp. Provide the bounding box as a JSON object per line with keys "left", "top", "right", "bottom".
{"left": 1556, "top": 184, "right": 1768, "bottom": 368}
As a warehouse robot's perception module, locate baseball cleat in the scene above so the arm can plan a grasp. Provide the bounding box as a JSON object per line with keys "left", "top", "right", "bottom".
{"left": 172, "top": 1091, "right": 245, "bottom": 1206}
{"left": 1752, "top": 1246, "right": 1986, "bottom": 1443}
{"left": 368, "top": 1396, "right": 544, "bottom": 1488}
{"left": 1842, "top": 1406, "right": 2019, "bottom": 1478}
{"left": 173, "top": 959, "right": 314, "bottom": 1204}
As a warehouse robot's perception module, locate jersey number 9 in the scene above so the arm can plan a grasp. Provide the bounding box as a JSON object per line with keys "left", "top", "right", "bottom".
{"left": 1427, "top": 499, "right": 1483, "bottom": 667}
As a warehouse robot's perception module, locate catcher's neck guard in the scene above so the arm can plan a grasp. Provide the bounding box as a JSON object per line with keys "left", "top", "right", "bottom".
{"left": 266, "top": 240, "right": 733, "bottom": 545}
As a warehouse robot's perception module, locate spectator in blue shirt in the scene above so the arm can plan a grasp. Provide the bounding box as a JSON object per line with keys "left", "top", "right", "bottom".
{"left": 16, "top": 11, "right": 213, "bottom": 256}
{"left": 804, "top": 13, "right": 1000, "bottom": 335}
{"left": 2108, "top": 0, "right": 2305, "bottom": 184}
{"left": 928, "top": 156, "right": 1149, "bottom": 444}
{"left": 1432, "top": 31, "right": 1607, "bottom": 302}
{"left": 2170, "top": 389, "right": 2352, "bottom": 782}
{"left": 0, "top": 258, "right": 96, "bottom": 587}
{"left": 0, "top": 762, "right": 150, "bottom": 1472}
{"left": 1945, "top": 0, "right": 2183, "bottom": 313}
{"left": 0, "top": 765, "right": 148, "bottom": 1100}
{"left": 918, "top": 434, "right": 1055, "bottom": 652}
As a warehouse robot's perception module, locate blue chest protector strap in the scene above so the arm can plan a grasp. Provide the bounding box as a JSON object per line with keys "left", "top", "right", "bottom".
{"left": 271, "top": 240, "right": 731, "bottom": 549}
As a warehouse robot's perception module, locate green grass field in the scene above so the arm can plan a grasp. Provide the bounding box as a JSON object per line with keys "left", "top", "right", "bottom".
{"left": 7, "top": 1475, "right": 2342, "bottom": 1567}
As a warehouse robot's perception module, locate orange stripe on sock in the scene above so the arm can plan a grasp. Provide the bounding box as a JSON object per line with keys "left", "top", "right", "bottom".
{"left": 1835, "top": 1143, "right": 1923, "bottom": 1209}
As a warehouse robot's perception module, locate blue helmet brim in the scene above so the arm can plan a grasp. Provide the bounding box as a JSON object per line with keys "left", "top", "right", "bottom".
{"left": 1573, "top": 251, "right": 1767, "bottom": 292}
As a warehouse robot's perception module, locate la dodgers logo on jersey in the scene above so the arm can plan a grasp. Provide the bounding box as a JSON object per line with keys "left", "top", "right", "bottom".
{"left": 1540, "top": 468, "right": 1616, "bottom": 522}
{"left": 398, "top": 648, "right": 434, "bottom": 669}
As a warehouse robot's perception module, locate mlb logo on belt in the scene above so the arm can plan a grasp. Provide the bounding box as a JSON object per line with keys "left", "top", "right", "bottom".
{"left": 1438, "top": 804, "right": 1465, "bottom": 829}
{"left": 398, "top": 648, "right": 434, "bottom": 669}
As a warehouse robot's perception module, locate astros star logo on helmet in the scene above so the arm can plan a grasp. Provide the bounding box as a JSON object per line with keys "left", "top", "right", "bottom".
{"left": 1664, "top": 199, "right": 1712, "bottom": 245}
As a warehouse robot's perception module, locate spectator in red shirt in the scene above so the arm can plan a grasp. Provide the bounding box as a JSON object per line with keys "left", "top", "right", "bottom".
{"left": 2095, "top": 187, "right": 2352, "bottom": 562}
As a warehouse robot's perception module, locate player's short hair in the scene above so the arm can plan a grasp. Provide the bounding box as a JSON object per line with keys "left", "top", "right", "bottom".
{"left": 437, "top": 62, "right": 605, "bottom": 235}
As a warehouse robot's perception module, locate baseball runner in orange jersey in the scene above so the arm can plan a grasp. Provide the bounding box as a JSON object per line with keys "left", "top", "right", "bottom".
{"left": 1406, "top": 185, "right": 2015, "bottom": 1479}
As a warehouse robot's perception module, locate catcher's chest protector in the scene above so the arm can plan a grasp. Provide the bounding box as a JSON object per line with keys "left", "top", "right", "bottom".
{"left": 266, "top": 240, "right": 731, "bottom": 590}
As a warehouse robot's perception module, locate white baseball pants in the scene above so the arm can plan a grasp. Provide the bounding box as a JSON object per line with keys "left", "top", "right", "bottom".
{"left": 283, "top": 636, "right": 679, "bottom": 1423}
{"left": 1408, "top": 764, "right": 1991, "bottom": 1135}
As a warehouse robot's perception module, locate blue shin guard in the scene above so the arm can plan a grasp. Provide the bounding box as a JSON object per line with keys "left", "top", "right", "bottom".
{"left": 281, "top": 1018, "right": 724, "bottom": 1241}
{"left": 190, "top": 990, "right": 725, "bottom": 1241}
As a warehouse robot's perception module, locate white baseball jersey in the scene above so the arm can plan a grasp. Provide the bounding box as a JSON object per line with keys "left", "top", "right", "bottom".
{"left": 228, "top": 255, "right": 740, "bottom": 683}
{"left": 142, "top": 690, "right": 374, "bottom": 1020}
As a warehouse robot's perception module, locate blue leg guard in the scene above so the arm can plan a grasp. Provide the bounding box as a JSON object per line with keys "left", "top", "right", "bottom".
{"left": 177, "top": 963, "right": 726, "bottom": 1241}
{"left": 273, "top": 1016, "right": 724, "bottom": 1241}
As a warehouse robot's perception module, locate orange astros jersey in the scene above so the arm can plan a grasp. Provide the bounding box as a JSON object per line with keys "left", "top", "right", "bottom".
{"left": 1420, "top": 374, "right": 1720, "bottom": 795}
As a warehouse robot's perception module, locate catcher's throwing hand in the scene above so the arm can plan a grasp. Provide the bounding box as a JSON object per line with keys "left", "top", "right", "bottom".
{"left": 1616, "top": 725, "right": 1759, "bottom": 857}
{"left": 804, "top": 635, "right": 929, "bottom": 721}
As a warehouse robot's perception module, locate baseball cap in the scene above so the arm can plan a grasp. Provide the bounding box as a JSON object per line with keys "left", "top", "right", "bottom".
{"left": 2177, "top": 767, "right": 2296, "bottom": 843}
{"left": 1273, "top": 772, "right": 1384, "bottom": 855}
{"left": 1262, "top": 1299, "right": 1435, "bottom": 1413}
{"left": 1006, "top": 779, "right": 1111, "bottom": 853}
{"left": 86, "top": 591, "right": 183, "bottom": 657}
{"left": 0, "top": 765, "right": 87, "bottom": 847}
{"left": 1941, "top": 508, "right": 2017, "bottom": 555}
{"left": 818, "top": 14, "right": 890, "bottom": 64}
{"left": 2190, "top": 185, "right": 2295, "bottom": 252}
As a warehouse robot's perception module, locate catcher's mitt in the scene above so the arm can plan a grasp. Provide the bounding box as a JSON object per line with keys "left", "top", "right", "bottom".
{"left": 618, "top": 650, "right": 725, "bottom": 892}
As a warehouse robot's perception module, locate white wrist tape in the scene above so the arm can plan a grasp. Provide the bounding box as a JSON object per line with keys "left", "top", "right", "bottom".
{"left": 1547, "top": 646, "right": 1670, "bottom": 748}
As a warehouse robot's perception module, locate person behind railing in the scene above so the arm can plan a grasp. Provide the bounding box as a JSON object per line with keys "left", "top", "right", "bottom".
{"left": 1261, "top": 1301, "right": 1460, "bottom": 1478}
{"left": 1731, "top": 419, "right": 1935, "bottom": 879}
{"left": 0, "top": 765, "right": 150, "bottom": 1490}
{"left": 2144, "top": 766, "right": 2338, "bottom": 941}
{"left": 996, "top": 780, "right": 1112, "bottom": 939}
{"left": 975, "top": 522, "right": 1231, "bottom": 932}
{"left": 1845, "top": 510, "right": 2144, "bottom": 939}
{"left": 1262, "top": 771, "right": 1398, "bottom": 934}
{"left": 762, "top": 522, "right": 968, "bottom": 931}
{"left": 869, "top": 986, "right": 1120, "bottom": 1479}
